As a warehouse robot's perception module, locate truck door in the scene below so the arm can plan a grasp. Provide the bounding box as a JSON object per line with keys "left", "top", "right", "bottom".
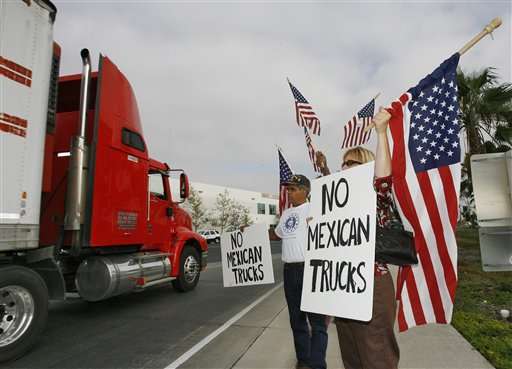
{"left": 146, "top": 171, "right": 171, "bottom": 250}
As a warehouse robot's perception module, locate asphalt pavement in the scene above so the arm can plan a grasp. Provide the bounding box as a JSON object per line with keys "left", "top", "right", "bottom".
{"left": 5, "top": 242, "right": 283, "bottom": 369}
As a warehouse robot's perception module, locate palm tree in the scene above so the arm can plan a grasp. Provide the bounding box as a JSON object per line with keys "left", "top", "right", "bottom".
{"left": 457, "top": 68, "right": 512, "bottom": 155}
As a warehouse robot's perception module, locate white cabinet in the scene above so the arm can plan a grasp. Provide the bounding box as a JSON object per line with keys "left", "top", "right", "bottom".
{"left": 471, "top": 151, "right": 512, "bottom": 271}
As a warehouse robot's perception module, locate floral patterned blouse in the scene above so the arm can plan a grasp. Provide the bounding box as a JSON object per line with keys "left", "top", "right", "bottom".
{"left": 374, "top": 175, "right": 397, "bottom": 277}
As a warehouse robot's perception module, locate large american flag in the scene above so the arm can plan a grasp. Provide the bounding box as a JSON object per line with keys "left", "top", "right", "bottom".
{"left": 278, "top": 149, "right": 293, "bottom": 214}
{"left": 341, "top": 98, "right": 375, "bottom": 149}
{"left": 303, "top": 127, "right": 321, "bottom": 173}
{"left": 288, "top": 81, "right": 321, "bottom": 135}
{"left": 388, "top": 53, "right": 461, "bottom": 331}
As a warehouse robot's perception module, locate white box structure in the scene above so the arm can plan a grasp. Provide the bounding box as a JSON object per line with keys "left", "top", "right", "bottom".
{"left": 471, "top": 151, "right": 512, "bottom": 271}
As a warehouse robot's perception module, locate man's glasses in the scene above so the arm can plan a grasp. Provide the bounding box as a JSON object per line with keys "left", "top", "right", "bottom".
{"left": 342, "top": 159, "right": 362, "bottom": 169}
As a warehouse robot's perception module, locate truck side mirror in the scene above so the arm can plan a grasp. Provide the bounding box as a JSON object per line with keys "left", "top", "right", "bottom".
{"left": 167, "top": 168, "right": 189, "bottom": 204}
{"left": 180, "top": 173, "right": 190, "bottom": 199}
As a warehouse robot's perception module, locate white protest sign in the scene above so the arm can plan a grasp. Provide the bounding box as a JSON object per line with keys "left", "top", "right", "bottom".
{"left": 220, "top": 223, "right": 275, "bottom": 287}
{"left": 301, "top": 162, "right": 376, "bottom": 321}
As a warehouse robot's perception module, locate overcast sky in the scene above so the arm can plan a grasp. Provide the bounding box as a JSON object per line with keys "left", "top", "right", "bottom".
{"left": 53, "top": 0, "right": 511, "bottom": 194}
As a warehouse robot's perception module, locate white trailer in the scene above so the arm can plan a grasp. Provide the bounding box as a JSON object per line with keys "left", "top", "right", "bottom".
{"left": 0, "top": 0, "right": 61, "bottom": 362}
{"left": 0, "top": 0, "right": 55, "bottom": 249}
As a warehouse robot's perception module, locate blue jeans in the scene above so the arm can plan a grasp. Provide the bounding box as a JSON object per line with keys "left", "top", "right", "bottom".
{"left": 283, "top": 263, "right": 328, "bottom": 369}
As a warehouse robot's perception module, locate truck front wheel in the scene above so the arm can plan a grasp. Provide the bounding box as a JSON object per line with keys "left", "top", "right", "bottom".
{"left": 172, "top": 246, "right": 200, "bottom": 292}
{"left": 0, "top": 266, "right": 48, "bottom": 362}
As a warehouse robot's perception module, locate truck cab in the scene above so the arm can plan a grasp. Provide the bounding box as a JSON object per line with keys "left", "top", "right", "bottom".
{"left": 37, "top": 53, "right": 208, "bottom": 295}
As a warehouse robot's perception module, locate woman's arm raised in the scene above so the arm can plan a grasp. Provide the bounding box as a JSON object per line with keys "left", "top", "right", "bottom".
{"left": 373, "top": 107, "right": 392, "bottom": 178}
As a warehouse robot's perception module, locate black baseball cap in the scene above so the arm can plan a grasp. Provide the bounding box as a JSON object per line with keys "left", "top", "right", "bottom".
{"left": 284, "top": 174, "right": 310, "bottom": 190}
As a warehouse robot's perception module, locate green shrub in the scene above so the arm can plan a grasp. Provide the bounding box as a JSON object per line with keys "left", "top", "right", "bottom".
{"left": 454, "top": 228, "right": 512, "bottom": 369}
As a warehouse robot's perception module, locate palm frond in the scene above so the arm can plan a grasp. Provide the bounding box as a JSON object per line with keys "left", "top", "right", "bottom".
{"left": 457, "top": 67, "right": 512, "bottom": 154}
{"left": 495, "top": 126, "right": 512, "bottom": 144}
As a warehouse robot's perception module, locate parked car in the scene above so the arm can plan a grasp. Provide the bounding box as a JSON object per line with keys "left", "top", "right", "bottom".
{"left": 198, "top": 230, "right": 220, "bottom": 244}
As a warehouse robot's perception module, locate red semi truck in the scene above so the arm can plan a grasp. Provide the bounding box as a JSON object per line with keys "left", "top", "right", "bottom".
{"left": 0, "top": 0, "right": 208, "bottom": 361}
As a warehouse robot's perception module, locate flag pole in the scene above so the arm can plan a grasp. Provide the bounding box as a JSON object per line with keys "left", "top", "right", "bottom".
{"left": 458, "top": 17, "right": 502, "bottom": 55}
{"left": 276, "top": 144, "right": 288, "bottom": 160}
{"left": 277, "top": 146, "right": 294, "bottom": 173}
{"left": 303, "top": 127, "right": 323, "bottom": 174}
{"left": 276, "top": 144, "right": 286, "bottom": 160}
{"left": 364, "top": 17, "right": 502, "bottom": 133}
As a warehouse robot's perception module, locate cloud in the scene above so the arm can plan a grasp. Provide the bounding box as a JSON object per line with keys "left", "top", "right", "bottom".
{"left": 53, "top": 0, "right": 511, "bottom": 193}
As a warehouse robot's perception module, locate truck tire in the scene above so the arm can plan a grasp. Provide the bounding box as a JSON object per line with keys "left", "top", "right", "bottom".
{"left": 172, "top": 246, "right": 200, "bottom": 292}
{"left": 0, "top": 266, "right": 48, "bottom": 362}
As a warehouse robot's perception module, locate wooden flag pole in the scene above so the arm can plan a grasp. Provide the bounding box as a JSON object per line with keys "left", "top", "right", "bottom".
{"left": 458, "top": 17, "right": 502, "bottom": 55}
{"left": 364, "top": 17, "right": 502, "bottom": 133}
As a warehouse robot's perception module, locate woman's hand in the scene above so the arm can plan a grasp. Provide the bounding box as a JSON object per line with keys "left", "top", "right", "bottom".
{"left": 315, "top": 151, "right": 330, "bottom": 176}
{"left": 372, "top": 107, "right": 391, "bottom": 134}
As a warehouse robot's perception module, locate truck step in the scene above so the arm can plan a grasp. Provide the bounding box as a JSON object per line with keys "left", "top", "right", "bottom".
{"left": 134, "top": 276, "right": 176, "bottom": 290}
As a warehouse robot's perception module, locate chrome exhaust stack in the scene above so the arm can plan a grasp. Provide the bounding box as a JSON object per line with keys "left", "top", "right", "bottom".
{"left": 64, "top": 49, "right": 91, "bottom": 256}
{"left": 77, "top": 49, "right": 91, "bottom": 138}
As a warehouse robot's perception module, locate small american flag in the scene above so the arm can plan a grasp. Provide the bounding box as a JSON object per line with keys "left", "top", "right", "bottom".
{"left": 304, "top": 127, "right": 321, "bottom": 173}
{"left": 278, "top": 149, "right": 293, "bottom": 214}
{"left": 288, "top": 80, "right": 321, "bottom": 135}
{"left": 341, "top": 98, "right": 375, "bottom": 149}
{"left": 388, "top": 53, "right": 461, "bottom": 331}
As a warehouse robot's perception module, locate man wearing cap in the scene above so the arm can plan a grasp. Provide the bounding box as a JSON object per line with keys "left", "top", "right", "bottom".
{"left": 268, "top": 174, "right": 328, "bottom": 369}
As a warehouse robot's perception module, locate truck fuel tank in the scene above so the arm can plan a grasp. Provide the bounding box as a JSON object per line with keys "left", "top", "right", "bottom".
{"left": 75, "top": 252, "right": 171, "bottom": 301}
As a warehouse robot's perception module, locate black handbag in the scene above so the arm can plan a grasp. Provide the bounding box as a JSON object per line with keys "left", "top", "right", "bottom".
{"left": 375, "top": 221, "right": 418, "bottom": 266}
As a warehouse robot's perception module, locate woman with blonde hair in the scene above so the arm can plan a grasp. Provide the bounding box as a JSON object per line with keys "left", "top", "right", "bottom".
{"left": 316, "top": 108, "right": 399, "bottom": 369}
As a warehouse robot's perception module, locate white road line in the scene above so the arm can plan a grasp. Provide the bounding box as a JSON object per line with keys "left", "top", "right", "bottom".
{"left": 164, "top": 282, "right": 284, "bottom": 369}
{"left": 205, "top": 262, "right": 222, "bottom": 269}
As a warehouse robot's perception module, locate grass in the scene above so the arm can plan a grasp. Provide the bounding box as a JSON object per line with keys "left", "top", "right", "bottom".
{"left": 453, "top": 227, "right": 512, "bottom": 369}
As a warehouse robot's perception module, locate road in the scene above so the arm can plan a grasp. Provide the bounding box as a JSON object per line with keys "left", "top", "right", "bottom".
{"left": 6, "top": 241, "right": 283, "bottom": 369}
